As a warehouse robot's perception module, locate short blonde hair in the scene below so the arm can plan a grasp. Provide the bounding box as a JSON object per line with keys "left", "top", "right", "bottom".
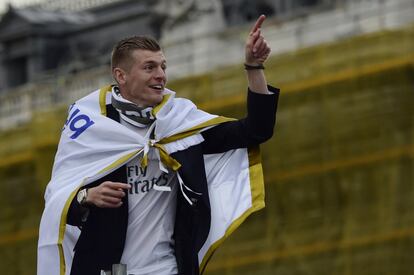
{"left": 111, "top": 36, "right": 161, "bottom": 71}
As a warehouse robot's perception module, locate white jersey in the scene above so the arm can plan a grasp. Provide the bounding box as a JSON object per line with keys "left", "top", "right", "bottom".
{"left": 119, "top": 119, "right": 178, "bottom": 275}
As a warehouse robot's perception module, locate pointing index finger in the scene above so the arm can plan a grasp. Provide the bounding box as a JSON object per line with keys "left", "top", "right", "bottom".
{"left": 250, "top": 14, "right": 266, "bottom": 34}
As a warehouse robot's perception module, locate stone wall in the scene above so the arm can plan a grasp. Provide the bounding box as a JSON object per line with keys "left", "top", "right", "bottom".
{"left": 0, "top": 24, "right": 413, "bottom": 274}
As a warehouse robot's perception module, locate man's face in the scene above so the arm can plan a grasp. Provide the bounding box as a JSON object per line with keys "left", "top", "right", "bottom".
{"left": 115, "top": 49, "right": 167, "bottom": 107}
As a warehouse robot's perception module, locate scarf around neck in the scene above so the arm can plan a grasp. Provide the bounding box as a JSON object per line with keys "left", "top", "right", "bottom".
{"left": 111, "top": 86, "right": 156, "bottom": 127}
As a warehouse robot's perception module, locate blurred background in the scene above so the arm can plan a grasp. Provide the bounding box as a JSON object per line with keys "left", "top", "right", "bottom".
{"left": 0, "top": 0, "right": 413, "bottom": 274}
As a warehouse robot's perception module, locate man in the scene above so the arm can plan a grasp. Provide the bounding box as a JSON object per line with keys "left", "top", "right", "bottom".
{"left": 38, "top": 15, "right": 279, "bottom": 275}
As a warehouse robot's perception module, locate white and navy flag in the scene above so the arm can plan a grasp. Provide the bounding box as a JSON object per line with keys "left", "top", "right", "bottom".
{"left": 37, "top": 85, "right": 265, "bottom": 275}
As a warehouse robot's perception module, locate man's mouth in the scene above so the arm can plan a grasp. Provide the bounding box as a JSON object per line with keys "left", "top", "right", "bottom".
{"left": 149, "top": 84, "right": 164, "bottom": 91}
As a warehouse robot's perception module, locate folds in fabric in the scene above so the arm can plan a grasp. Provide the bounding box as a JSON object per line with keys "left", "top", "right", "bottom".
{"left": 37, "top": 85, "right": 265, "bottom": 275}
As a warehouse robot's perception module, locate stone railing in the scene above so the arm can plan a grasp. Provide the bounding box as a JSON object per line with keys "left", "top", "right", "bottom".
{"left": 162, "top": 0, "right": 414, "bottom": 79}
{"left": 0, "top": 0, "right": 413, "bottom": 130}
{"left": 0, "top": 0, "right": 125, "bottom": 14}
{"left": 0, "top": 66, "right": 111, "bottom": 130}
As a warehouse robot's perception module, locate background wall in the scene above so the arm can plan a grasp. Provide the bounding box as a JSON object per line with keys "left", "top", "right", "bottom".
{"left": 0, "top": 0, "right": 413, "bottom": 274}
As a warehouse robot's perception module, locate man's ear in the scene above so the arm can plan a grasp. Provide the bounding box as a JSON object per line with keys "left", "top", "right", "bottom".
{"left": 113, "top": 67, "right": 127, "bottom": 85}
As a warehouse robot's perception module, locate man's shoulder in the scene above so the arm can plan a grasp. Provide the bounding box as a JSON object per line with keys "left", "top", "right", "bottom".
{"left": 76, "top": 88, "right": 102, "bottom": 104}
{"left": 172, "top": 97, "right": 196, "bottom": 107}
{"left": 69, "top": 87, "right": 104, "bottom": 115}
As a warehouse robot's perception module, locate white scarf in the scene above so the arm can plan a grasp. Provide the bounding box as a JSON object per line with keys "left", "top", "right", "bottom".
{"left": 37, "top": 85, "right": 265, "bottom": 275}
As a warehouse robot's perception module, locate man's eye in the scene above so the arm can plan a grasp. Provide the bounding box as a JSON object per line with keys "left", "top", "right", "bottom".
{"left": 144, "top": 65, "right": 153, "bottom": 70}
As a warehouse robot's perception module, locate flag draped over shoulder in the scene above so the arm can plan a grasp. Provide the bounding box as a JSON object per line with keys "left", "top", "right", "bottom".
{"left": 37, "top": 85, "right": 265, "bottom": 275}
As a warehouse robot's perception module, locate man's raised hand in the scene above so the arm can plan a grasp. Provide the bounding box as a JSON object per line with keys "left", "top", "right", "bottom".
{"left": 245, "top": 15, "right": 271, "bottom": 66}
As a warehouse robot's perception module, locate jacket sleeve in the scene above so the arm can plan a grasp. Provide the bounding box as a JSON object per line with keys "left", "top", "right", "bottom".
{"left": 201, "top": 85, "right": 279, "bottom": 154}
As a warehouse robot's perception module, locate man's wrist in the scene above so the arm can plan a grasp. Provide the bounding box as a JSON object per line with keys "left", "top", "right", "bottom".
{"left": 77, "top": 188, "right": 90, "bottom": 206}
{"left": 244, "top": 63, "right": 265, "bottom": 70}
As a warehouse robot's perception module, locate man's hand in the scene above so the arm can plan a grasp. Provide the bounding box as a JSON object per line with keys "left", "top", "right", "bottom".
{"left": 86, "top": 181, "right": 131, "bottom": 208}
{"left": 245, "top": 14, "right": 271, "bottom": 66}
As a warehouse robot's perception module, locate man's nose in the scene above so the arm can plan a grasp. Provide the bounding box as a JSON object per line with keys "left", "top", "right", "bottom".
{"left": 154, "top": 67, "right": 166, "bottom": 80}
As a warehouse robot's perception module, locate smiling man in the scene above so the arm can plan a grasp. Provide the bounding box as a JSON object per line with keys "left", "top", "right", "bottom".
{"left": 38, "top": 15, "right": 280, "bottom": 275}
{"left": 112, "top": 41, "right": 167, "bottom": 108}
